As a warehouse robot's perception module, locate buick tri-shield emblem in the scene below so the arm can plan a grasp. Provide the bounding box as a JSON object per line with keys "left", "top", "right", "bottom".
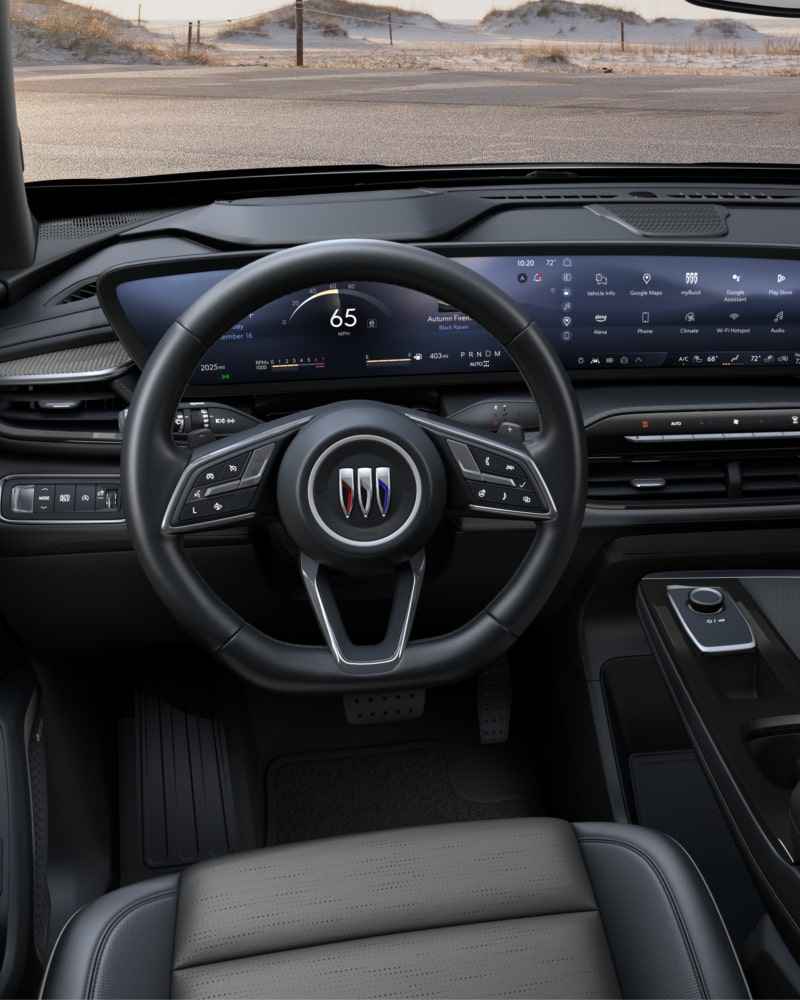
{"left": 339, "top": 467, "right": 391, "bottom": 518}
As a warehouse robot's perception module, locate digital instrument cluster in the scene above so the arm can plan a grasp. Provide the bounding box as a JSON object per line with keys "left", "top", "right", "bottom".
{"left": 103, "top": 251, "right": 800, "bottom": 387}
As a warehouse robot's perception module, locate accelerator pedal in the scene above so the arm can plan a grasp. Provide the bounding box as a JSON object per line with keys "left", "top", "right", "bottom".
{"left": 478, "top": 658, "right": 512, "bottom": 744}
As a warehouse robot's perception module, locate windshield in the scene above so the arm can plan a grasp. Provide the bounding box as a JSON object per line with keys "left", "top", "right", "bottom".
{"left": 10, "top": 0, "right": 800, "bottom": 181}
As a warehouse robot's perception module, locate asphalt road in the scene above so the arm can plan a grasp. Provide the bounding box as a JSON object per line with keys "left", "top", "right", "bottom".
{"left": 13, "top": 66, "right": 800, "bottom": 180}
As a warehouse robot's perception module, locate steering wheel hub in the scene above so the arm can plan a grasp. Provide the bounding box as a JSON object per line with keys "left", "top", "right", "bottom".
{"left": 276, "top": 402, "right": 446, "bottom": 572}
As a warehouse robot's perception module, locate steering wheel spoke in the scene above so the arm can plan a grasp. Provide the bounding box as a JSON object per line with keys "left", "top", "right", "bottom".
{"left": 407, "top": 412, "right": 555, "bottom": 522}
{"left": 300, "top": 550, "right": 425, "bottom": 673}
{"left": 163, "top": 414, "right": 312, "bottom": 533}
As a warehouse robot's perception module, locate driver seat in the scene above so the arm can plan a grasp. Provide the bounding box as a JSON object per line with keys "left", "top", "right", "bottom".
{"left": 41, "top": 817, "right": 749, "bottom": 999}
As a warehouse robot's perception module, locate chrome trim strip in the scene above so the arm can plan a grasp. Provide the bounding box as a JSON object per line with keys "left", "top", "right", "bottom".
{"left": 376, "top": 466, "right": 390, "bottom": 517}
{"left": 357, "top": 467, "right": 373, "bottom": 517}
{"left": 0, "top": 360, "right": 135, "bottom": 385}
{"left": 666, "top": 585, "right": 756, "bottom": 655}
{"left": 300, "top": 550, "right": 425, "bottom": 671}
{"left": 339, "top": 468, "right": 355, "bottom": 518}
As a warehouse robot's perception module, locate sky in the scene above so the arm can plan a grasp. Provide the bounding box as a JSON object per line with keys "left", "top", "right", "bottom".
{"left": 106, "top": 0, "right": 765, "bottom": 31}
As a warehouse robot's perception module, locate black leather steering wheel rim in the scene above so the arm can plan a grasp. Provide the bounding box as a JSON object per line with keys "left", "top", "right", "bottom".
{"left": 121, "top": 239, "right": 586, "bottom": 692}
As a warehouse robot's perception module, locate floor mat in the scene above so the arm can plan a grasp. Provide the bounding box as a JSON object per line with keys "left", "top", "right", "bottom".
{"left": 266, "top": 741, "right": 536, "bottom": 844}
{"left": 630, "top": 749, "right": 763, "bottom": 949}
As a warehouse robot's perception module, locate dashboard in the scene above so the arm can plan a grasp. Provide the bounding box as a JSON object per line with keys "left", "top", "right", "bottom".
{"left": 6, "top": 168, "right": 800, "bottom": 994}
{"left": 2, "top": 172, "right": 800, "bottom": 520}
{"left": 99, "top": 249, "right": 800, "bottom": 391}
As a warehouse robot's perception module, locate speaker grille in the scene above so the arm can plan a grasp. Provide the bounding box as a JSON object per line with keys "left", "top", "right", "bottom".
{"left": 591, "top": 203, "right": 729, "bottom": 237}
{"left": 39, "top": 209, "right": 174, "bottom": 240}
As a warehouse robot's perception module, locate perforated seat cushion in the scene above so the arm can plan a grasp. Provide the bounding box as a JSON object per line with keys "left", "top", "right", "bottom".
{"left": 41, "top": 817, "right": 750, "bottom": 999}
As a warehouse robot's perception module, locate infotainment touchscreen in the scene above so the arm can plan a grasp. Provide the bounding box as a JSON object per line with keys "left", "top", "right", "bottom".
{"left": 107, "top": 253, "right": 800, "bottom": 386}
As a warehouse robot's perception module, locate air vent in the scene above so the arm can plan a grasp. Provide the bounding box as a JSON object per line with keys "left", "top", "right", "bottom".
{"left": 740, "top": 456, "right": 800, "bottom": 500}
{"left": 668, "top": 191, "right": 794, "bottom": 202}
{"left": 0, "top": 381, "right": 124, "bottom": 446}
{"left": 57, "top": 280, "right": 98, "bottom": 305}
{"left": 589, "top": 458, "right": 728, "bottom": 504}
{"left": 591, "top": 452, "right": 800, "bottom": 506}
{"left": 468, "top": 191, "right": 617, "bottom": 203}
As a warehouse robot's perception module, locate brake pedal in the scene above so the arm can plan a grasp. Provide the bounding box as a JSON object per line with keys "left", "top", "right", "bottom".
{"left": 478, "top": 659, "right": 512, "bottom": 744}
{"left": 343, "top": 689, "right": 425, "bottom": 724}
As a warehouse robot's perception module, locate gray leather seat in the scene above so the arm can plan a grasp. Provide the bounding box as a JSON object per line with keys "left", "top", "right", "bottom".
{"left": 41, "top": 817, "right": 749, "bottom": 999}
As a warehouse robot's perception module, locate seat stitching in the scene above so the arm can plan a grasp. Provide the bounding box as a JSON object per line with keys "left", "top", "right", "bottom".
{"left": 576, "top": 833, "right": 709, "bottom": 999}
{"left": 85, "top": 888, "right": 179, "bottom": 998}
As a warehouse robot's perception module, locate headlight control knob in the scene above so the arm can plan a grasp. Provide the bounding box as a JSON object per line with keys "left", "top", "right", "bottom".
{"left": 687, "top": 586, "right": 725, "bottom": 614}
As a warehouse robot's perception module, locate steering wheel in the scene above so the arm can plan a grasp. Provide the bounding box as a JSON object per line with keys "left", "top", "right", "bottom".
{"left": 121, "top": 240, "right": 586, "bottom": 692}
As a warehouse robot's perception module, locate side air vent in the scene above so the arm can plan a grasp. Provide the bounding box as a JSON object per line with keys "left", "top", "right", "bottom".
{"left": 57, "top": 280, "right": 98, "bottom": 305}
{"left": 0, "top": 381, "right": 124, "bottom": 446}
{"left": 39, "top": 209, "right": 175, "bottom": 241}
{"left": 740, "top": 456, "right": 800, "bottom": 499}
{"left": 589, "top": 458, "right": 727, "bottom": 503}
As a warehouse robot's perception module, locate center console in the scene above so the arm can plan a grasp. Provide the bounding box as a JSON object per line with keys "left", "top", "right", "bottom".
{"left": 638, "top": 572, "right": 800, "bottom": 959}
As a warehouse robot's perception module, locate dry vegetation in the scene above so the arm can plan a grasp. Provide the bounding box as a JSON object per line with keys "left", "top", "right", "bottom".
{"left": 11, "top": 0, "right": 223, "bottom": 62}
{"left": 9, "top": 0, "right": 800, "bottom": 75}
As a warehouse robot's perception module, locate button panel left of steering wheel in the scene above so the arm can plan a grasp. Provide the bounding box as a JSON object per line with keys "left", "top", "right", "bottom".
{"left": 0, "top": 476, "right": 124, "bottom": 523}
{"left": 174, "top": 444, "right": 275, "bottom": 529}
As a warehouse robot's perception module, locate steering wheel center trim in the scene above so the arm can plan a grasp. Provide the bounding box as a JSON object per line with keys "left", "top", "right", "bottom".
{"left": 307, "top": 435, "right": 423, "bottom": 549}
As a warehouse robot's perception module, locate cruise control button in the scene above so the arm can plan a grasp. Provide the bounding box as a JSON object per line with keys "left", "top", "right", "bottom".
{"left": 240, "top": 444, "right": 275, "bottom": 488}
{"left": 203, "top": 481, "right": 242, "bottom": 498}
{"left": 192, "top": 453, "right": 251, "bottom": 489}
{"left": 470, "top": 447, "right": 524, "bottom": 479}
{"left": 205, "top": 488, "right": 257, "bottom": 517}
